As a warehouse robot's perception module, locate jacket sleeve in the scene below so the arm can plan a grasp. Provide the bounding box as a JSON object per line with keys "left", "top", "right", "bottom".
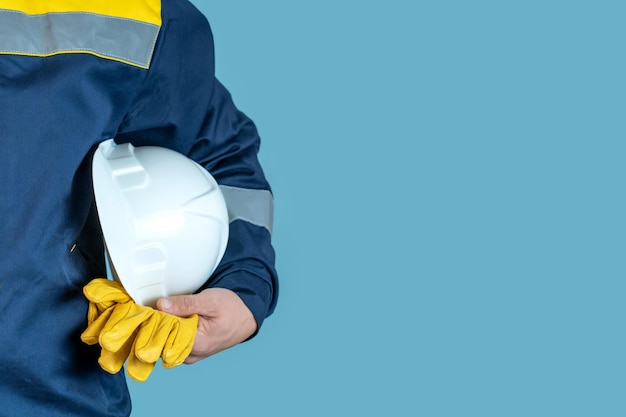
{"left": 115, "top": 0, "right": 278, "bottom": 331}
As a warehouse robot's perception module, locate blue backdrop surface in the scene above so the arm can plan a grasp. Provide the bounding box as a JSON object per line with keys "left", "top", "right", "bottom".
{"left": 128, "top": 1, "right": 625, "bottom": 416}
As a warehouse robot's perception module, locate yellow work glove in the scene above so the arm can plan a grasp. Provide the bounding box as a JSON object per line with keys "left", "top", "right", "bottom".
{"left": 81, "top": 278, "right": 198, "bottom": 382}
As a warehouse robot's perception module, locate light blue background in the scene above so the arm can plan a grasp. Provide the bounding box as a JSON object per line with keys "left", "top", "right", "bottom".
{"left": 128, "top": 1, "right": 625, "bottom": 416}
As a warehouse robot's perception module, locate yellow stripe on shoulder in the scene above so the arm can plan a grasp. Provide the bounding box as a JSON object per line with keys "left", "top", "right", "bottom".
{"left": 0, "top": 0, "right": 161, "bottom": 25}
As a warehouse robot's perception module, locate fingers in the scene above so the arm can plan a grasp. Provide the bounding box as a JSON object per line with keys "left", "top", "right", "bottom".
{"left": 156, "top": 294, "right": 198, "bottom": 318}
{"left": 162, "top": 288, "right": 257, "bottom": 364}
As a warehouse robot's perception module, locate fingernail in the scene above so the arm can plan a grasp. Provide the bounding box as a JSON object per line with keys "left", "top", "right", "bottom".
{"left": 160, "top": 298, "right": 172, "bottom": 310}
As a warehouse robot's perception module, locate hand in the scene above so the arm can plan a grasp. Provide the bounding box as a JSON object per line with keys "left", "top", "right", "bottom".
{"left": 156, "top": 288, "right": 257, "bottom": 364}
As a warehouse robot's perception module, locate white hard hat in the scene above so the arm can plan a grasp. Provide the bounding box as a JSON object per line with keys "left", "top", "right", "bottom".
{"left": 92, "top": 139, "right": 229, "bottom": 307}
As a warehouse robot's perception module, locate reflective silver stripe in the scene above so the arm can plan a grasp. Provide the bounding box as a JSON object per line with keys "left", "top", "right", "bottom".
{"left": 219, "top": 185, "right": 274, "bottom": 235}
{"left": 0, "top": 9, "right": 159, "bottom": 68}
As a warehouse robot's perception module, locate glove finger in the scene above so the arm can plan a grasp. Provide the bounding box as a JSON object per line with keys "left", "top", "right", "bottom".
{"left": 87, "top": 301, "right": 99, "bottom": 325}
{"left": 98, "top": 331, "right": 135, "bottom": 375}
{"left": 134, "top": 313, "right": 177, "bottom": 364}
{"left": 81, "top": 305, "right": 116, "bottom": 345}
{"left": 88, "top": 299, "right": 119, "bottom": 324}
{"left": 162, "top": 314, "right": 198, "bottom": 368}
{"left": 126, "top": 339, "right": 158, "bottom": 383}
{"left": 126, "top": 354, "right": 157, "bottom": 383}
{"left": 100, "top": 302, "right": 154, "bottom": 352}
{"left": 83, "top": 278, "right": 131, "bottom": 305}
{"left": 95, "top": 299, "right": 118, "bottom": 314}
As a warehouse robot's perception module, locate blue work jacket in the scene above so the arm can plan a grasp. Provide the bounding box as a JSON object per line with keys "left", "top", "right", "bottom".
{"left": 0, "top": 0, "right": 278, "bottom": 415}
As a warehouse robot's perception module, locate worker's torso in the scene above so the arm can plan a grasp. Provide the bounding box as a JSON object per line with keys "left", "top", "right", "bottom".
{"left": 0, "top": 0, "right": 164, "bottom": 415}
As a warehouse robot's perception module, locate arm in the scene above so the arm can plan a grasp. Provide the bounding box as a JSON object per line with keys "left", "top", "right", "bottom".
{"left": 115, "top": 0, "right": 278, "bottom": 357}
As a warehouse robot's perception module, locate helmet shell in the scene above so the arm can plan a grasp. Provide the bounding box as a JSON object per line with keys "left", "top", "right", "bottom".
{"left": 92, "top": 139, "right": 229, "bottom": 307}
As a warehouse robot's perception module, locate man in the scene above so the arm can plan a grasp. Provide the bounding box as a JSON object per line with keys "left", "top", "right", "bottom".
{"left": 0, "top": 0, "right": 278, "bottom": 415}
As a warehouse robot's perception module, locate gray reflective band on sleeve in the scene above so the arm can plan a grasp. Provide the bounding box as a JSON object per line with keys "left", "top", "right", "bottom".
{"left": 0, "top": 10, "right": 159, "bottom": 68}
{"left": 219, "top": 185, "right": 274, "bottom": 235}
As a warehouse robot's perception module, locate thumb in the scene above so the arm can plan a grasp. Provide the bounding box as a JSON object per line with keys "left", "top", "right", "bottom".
{"left": 156, "top": 294, "right": 197, "bottom": 317}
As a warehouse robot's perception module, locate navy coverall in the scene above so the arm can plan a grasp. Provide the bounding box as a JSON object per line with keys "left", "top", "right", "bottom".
{"left": 0, "top": 0, "right": 278, "bottom": 415}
